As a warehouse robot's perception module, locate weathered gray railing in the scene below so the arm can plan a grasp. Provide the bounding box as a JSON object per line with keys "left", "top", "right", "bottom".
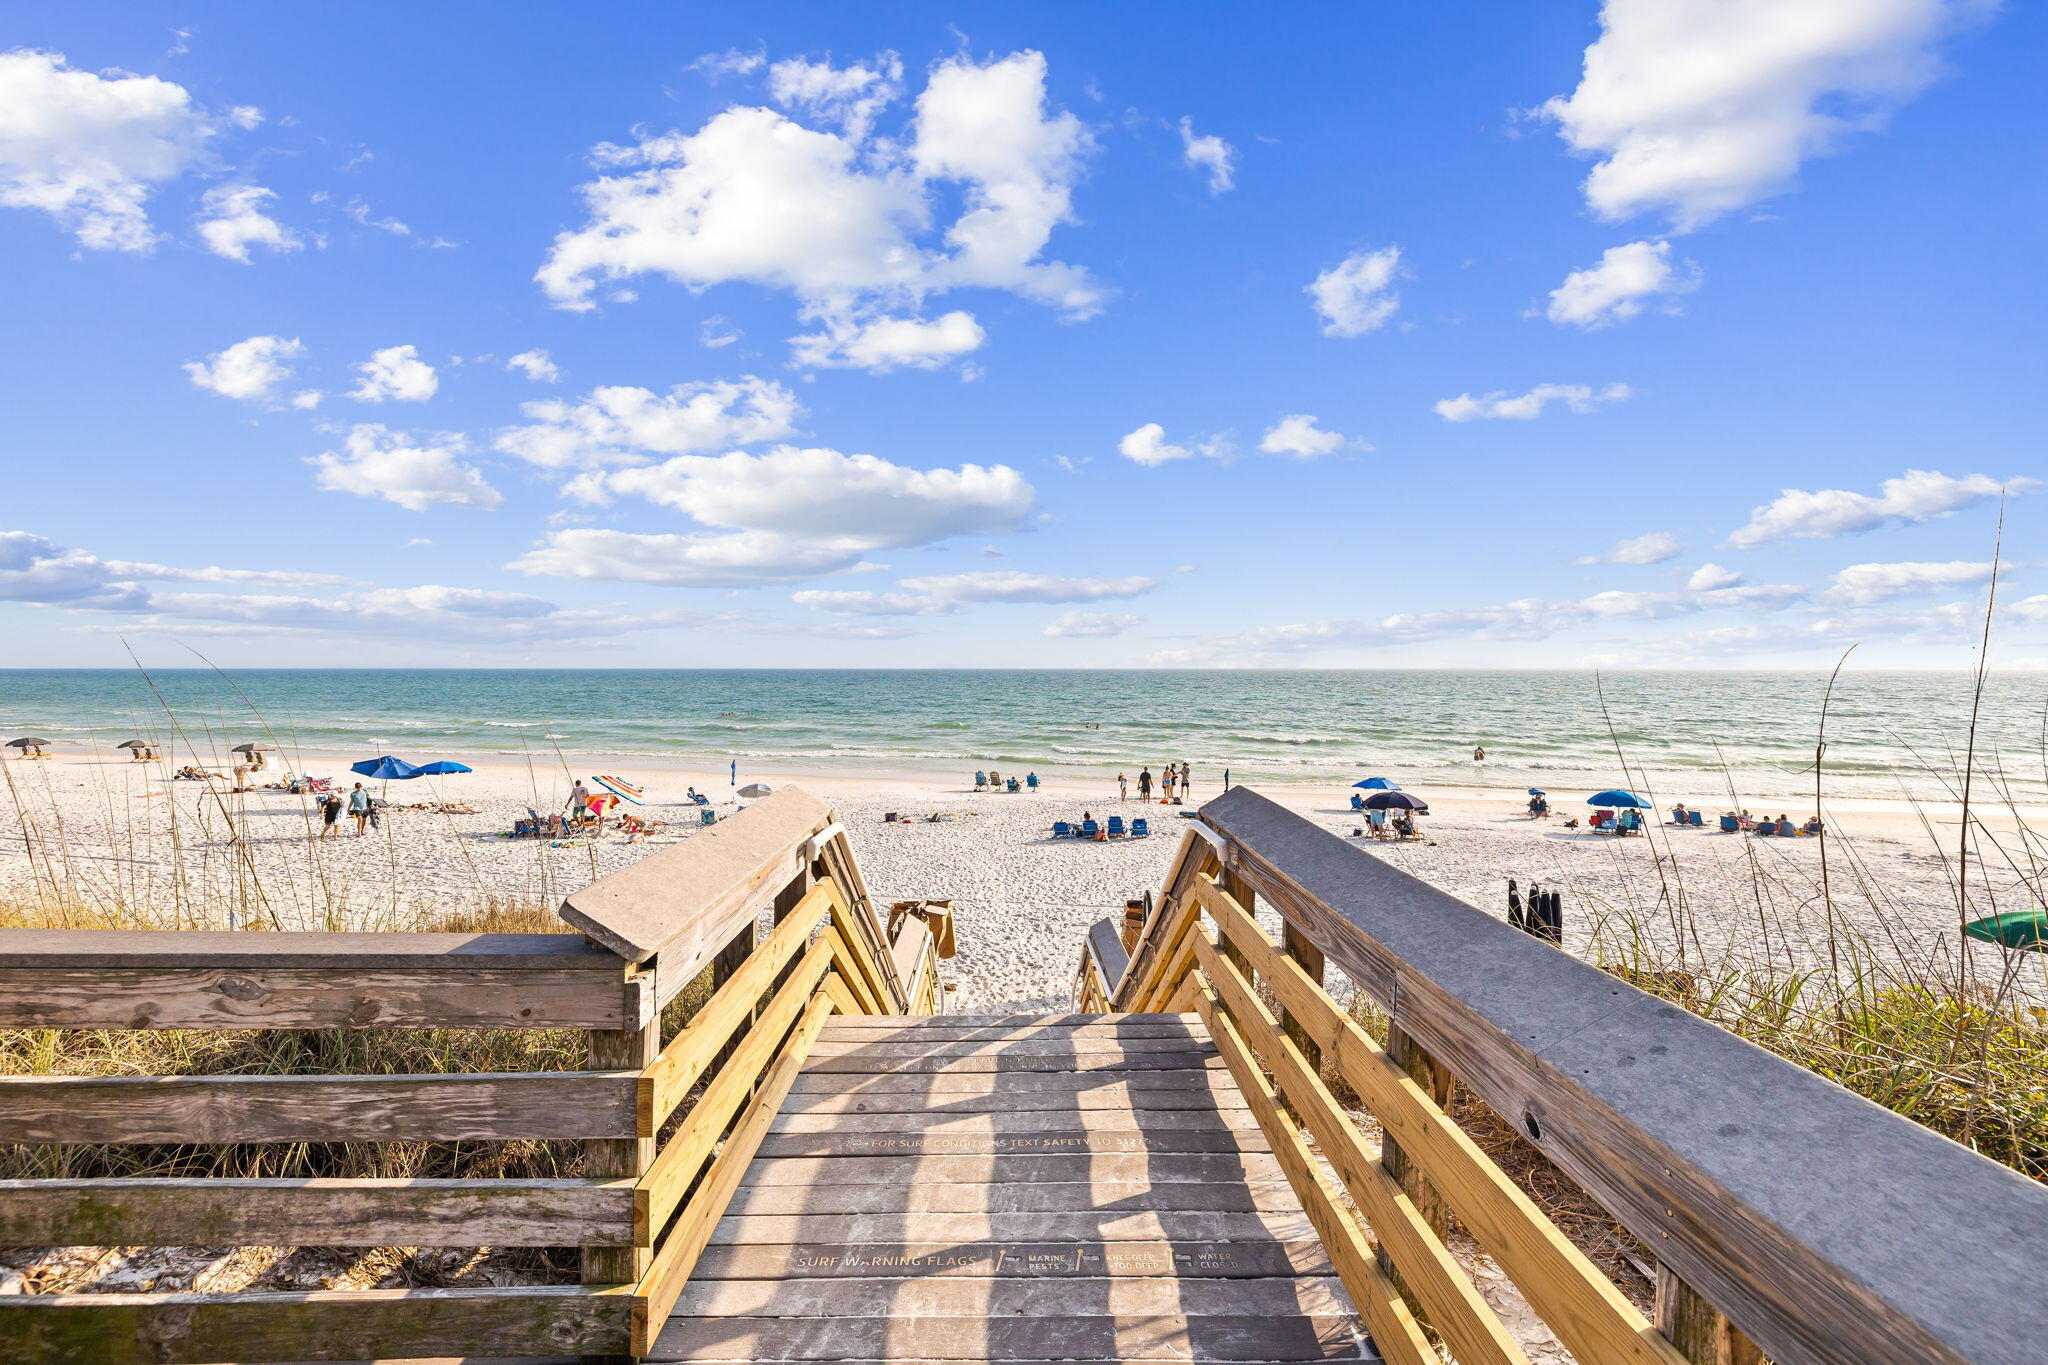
{"left": 0, "top": 786, "right": 925, "bottom": 1363}
{"left": 1094, "top": 785, "right": 2048, "bottom": 1365}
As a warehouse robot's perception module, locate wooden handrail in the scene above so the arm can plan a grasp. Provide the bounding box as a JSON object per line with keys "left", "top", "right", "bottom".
{"left": 1117, "top": 785, "right": 2048, "bottom": 1365}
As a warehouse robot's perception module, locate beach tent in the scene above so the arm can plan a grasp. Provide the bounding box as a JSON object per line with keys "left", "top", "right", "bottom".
{"left": 1963, "top": 910, "right": 2048, "bottom": 952}
{"left": 1362, "top": 791, "right": 1427, "bottom": 811}
{"left": 1353, "top": 777, "right": 1401, "bottom": 791}
{"left": 1586, "top": 790, "right": 1651, "bottom": 808}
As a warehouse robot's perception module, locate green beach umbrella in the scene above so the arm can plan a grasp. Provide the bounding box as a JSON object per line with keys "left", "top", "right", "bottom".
{"left": 1962, "top": 910, "right": 2048, "bottom": 952}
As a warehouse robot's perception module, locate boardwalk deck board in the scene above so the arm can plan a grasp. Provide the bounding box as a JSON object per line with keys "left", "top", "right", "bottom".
{"left": 649, "top": 1013, "right": 1372, "bottom": 1365}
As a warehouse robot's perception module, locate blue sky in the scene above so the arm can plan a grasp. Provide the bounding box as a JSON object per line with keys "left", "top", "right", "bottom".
{"left": 3, "top": 1, "right": 2043, "bottom": 668}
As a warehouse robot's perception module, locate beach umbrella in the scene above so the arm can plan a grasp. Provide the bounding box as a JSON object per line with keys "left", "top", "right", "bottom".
{"left": 1353, "top": 777, "right": 1401, "bottom": 791}
{"left": 1363, "top": 790, "right": 1427, "bottom": 811}
{"left": 117, "top": 740, "right": 152, "bottom": 750}
{"left": 1586, "top": 789, "right": 1651, "bottom": 808}
{"left": 413, "top": 760, "right": 473, "bottom": 776}
{"left": 737, "top": 783, "right": 773, "bottom": 798}
{"left": 6, "top": 738, "right": 52, "bottom": 749}
{"left": 1527, "top": 787, "right": 1546, "bottom": 796}
{"left": 351, "top": 755, "right": 423, "bottom": 781}
{"left": 730, "top": 758, "right": 737, "bottom": 787}
{"left": 1963, "top": 910, "right": 2048, "bottom": 952}
{"left": 591, "top": 774, "right": 642, "bottom": 805}
{"left": 230, "top": 743, "right": 275, "bottom": 755}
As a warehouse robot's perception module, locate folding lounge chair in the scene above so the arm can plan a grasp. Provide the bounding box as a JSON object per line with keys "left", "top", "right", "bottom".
{"left": 1688, "top": 810, "right": 1705, "bottom": 826}
{"left": 1052, "top": 821, "right": 1072, "bottom": 838}
{"left": 1107, "top": 816, "right": 1126, "bottom": 837}
{"left": 1080, "top": 819, "right": 1100, "bottom": 839}
{"left": 1719, "top": 815, "right": 1739, "bottom": 832}
{"left": 1130, "top": 817, "right": 1149, "bottom": 837}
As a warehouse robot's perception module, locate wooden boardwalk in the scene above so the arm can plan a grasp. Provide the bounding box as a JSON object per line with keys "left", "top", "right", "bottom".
{"left": 649, "top": 1013, "right": 1379, "bottom": 1363}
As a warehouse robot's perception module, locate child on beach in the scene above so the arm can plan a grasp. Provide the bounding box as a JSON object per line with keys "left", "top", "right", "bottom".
{"left": 1117, "top": 773, "right": 1128, "bottom": 801}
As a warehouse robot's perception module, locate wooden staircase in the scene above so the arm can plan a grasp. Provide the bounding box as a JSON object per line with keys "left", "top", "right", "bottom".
{"left": 648, "top": 1012, "right": 1379, "bottom": 1363}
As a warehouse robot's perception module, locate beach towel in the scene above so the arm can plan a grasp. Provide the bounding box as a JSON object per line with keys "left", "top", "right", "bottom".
{"left": 592, "top": 775, "right": 644, "bottom": 805}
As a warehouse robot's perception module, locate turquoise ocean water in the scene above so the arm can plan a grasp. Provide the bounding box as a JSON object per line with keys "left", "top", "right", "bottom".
{"left": 0, "top": 669, "right": 2043, "bottom": 803}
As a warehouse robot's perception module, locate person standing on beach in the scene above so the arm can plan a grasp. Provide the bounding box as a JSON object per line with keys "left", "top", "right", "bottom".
{"left": 1180, "top": 763, "right": 1192, "bottom": 797}
{"left": 569, "top": 779, "right": 590, "bottom": 812}
{"left": 318, "top": 791, "right": 342, "bottom": 839}
{"left": 1138, "top": 767, "right": 1153, "bottom": 801}
{"left": 347, "top": 783, "right": 371, "bottom": 836}
{"left": 1117, "top": 773, "right": 1128, "bottom": 801}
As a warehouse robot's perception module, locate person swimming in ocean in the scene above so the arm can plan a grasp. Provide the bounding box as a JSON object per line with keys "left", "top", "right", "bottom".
{"left": 1472, "top": 745, "right": 1487, "bottom": 762}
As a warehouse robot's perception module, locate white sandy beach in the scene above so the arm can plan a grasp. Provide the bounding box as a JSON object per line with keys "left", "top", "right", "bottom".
{"left": 3, "top": 748, "right": 2039, "bottom": 1010}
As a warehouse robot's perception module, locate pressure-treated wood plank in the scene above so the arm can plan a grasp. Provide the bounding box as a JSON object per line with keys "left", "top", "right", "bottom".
{"left": 0, "top": 1285, "right": 631, "bottom": 1365}
{"left": 808, "top": 1036, "right": 1215, "bottom": 1058}
{"left": 649, "top": 1312, "right": 1370, "bottom": 1362}
{"left": 0, "top": 966, "right": 642, "bottom": 1030}
{"left": 798, "top": 1051, "right": 1225, "bottom": 1074}
{"left": 767, "top": 1108, "right": 1265, "bottom": 1135}
{"left": 780, "top": 1082, "right": 1246, "bottom": 1114}
{"left": 643, "top": 886, "right": 833, "bottom": 1122}
{"left": 672, "top": 1274, "right": 1353, "bottom": 1318}
{"left": 684, "top": 1239, "right": 1333, "bottom": 1280}
{"left": 819, "top": 1013, "right": 1177, "bottom": 1028}
{"left": 735, "top": 1151, "right": 1287, "bottom": 1188}
{"left": 706, "top": 1210, "right": 1316, "bottom": 1245}
{"left": 788, "top": 1066, "right": 1231, "bottom": 1094}
{"left": 751, "top": 1128, "right": 1268, "bottom": 1157}
{"left": 638, "top": 941, "right": 835, "bottom": 1232}
{"left": 816, "top": 1020, "right": 1204, "bottom": 1043}
{"left": 1199, "top": 785, "right": 2048, "bottom": 1365}
{"left": 634, "top": 990, "right": 837, "bottom": 1354}
{"left": 0, "top": 929, "right": 623, "bottom": 971}
{"left": 1196, "top": 874, "right": 1687, "bottom": 1365}
{"left": 1196, "top": 936, "right": 1528, "bottom": 1365}
{"left": 724, "top": 1178, "right": 1305, "bottom": 1217}
{"left": 821, "top": 970, "right": 864, "bottom": 1017}
{"left": 0, "top": 1176, "right": 634, "bottom": 1247}
{"left": 1192, "top": 983, "right": 1434, "bottom": 1365}
{"left": 0, "top": 1070, "right": 641, "bottom": 1144}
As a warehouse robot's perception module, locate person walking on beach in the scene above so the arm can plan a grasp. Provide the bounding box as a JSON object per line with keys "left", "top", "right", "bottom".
{"left": 318, "top": 791, "right": 342, "bottom": 839}
{"left": 347, "top": 783, "right": 371, "bottom": 836}
{"left": 1117, "top": 773, "right": 1128, "bottom": 801}
{"left": 1138, "top": 767, "right": 1153, "bottom": 801}
{"left": 569, "top": 779, "right": 590, "bottom": 813}
{"left": 1180, "top": 763, "right": 1192, "bottom": 798}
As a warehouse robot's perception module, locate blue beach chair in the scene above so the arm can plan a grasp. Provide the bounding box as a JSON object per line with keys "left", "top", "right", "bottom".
{"left": 1131, "top": 817, "right": 1150, "bottom": 837}
{"left": 1107, "top": 816, "right": 1126, "bottom": 838}
{"left": 1052, "top": 821, "right": 1072, "bottom": 838}
{"left": 1080, "top": 819, "right": 1100, "bottom": 839}
{"left": 1719, "top": 814, "right": 1739, "bottom": 832}
{"left": 1688, "top": 810, "right": 1705, "bottom": 826}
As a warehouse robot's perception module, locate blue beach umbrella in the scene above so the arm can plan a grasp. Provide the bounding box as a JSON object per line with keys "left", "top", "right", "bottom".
{"left": 1587, "top": 789, "right": 1651, "bottom": 808}
{"left": 1353, "top": 777, "right": 1401, "bottom": 791}
{"left": 352, "top": 755, "right": 422, "bottom": 781}
{"left": 1528, "top": 788, "right": 1546, "bottom": 796}
{"left": 414, "top": 760, "right": 473, "bottom": 776}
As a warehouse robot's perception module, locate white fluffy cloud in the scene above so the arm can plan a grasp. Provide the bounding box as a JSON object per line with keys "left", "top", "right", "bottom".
{"left": 1045, "top": 609, "right": 1141, "bottom": 638}
{"left": 1436, "top": 382, "right": 1632, "bottom": 422}
{"left": 1547, "top": 239, "right": 1696, "bottom": 328}
{"left": 350, "top": 345, "right": 439, "bottom": 403}
{"left": 791, "top": 589, "right": 955, "bottom": 617}
{"left": 1542, "top": 0, "right": 1975, "bottom": 229}
{"left": 1118, "top": 423, "right": 1189, "bottom": 467}
{"left": 0, "top": 49, "right": 222, "bottom": 251}
{"left": 1578, "top": 531, "right": 1680, "bottom": 565}
{"left": 1307, "top": 246, "right": 1401, "bottom": 337}
{"left": 1687, "top": 562, "right": 1745, "bottom": 591}
{"left": 1724, "top": 469, "right": 2034, "bottom": 548}
{"left": 196, "top": 184, "right": 300, "bottom": 263}
{"left": 767, "top": 53, "right": 903, "bottom": 141}
{"left": 790, "top": 310, "right": 985, "bottom": 371}
{"left": 308, "top": 425, "right": 502, "bottom": 512}
{"left": 536, "top": 51, "right": 1098, "bottom": 370}
{"left": 505, "top": 349, "right": 560, "bottom": 383}
{"left": 184, "top": 335, "right": 306, "bottom": 403}
{"left": 497, "top": 377, "right": 800, "bottom": 471}
{"left": 1824, "top": 559, "right": 1998, "bottom": 605}
{"left": 895, "top": 570, "right": 1159, "bottom": 605}
{"left": 516, "top": 446, "right": 1036, "bottom": 589}
{"left": 1178, "top": 117, "right": 1235, "bottom": 194}
{"left": 1258, "top": 414, "right": 1351, "bottom": 459}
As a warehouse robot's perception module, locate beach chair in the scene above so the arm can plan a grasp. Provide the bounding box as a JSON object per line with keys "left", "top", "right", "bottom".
{"left": 1107, "top": 816, "right": 1126, "bottom": 838}
{"left": 699, "top": 808, "right": 718, "bottom": 825}
{"left": 1130, "top": 817, "right": 1149, "bottom": 837}
{"left": 1080, "top": 819, "right": 1100, "bottom": 839}
{"left": 1350, "top": 794, "right": 1366, "bottom": 811}
{"left": 1688, "top": 810, "right": 1705, "bottom": 826}
{"left": 1052, "top": 821, "right": 1072, "bottom": 838}
{"left": 1719, "top": 815, "right": 1739, "bottom": 832}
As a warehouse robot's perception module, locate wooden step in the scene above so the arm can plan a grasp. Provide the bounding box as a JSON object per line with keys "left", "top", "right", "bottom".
{"left": 672, "top": 1274, "right": 1353, "bottom": 1317}
{"left": 808, "top": 1036, "right": 1214, "bottom": 1058}
{"left": 789, "top": 1067, "right": 1233, "bottom": 1094}
{"left": 799, "top": 1052, "right": 1227, "bottom": 1074}
{"left": 767, "top": 1107, "right": 1265, "bottom": 1135}
{"left": 707, "top": 1210, "right": 1319, "bottom": 1246}
{"left": 752, "top": 1128, "right": 1270, "bottom": 1158}
{"left": 685, "top": 1240, "right": 1335, "bottom": 1281}
{"left": 735, "top": 1152, "right": 1288, "bottom": 1188}
{"left": 780, "top": 1079, "right": 1247, "bottom": 1114}
{"left": 724, "top": 1178, "right": 1305, "bottom": 1217}
{"left": 648, "top": 1312, "right": 1372, "bottom": 1361}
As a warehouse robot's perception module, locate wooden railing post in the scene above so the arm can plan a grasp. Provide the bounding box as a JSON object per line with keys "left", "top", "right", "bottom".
{"left": 582, "top": 970, "right": 656, "bottom": 1362}
{"left": 1656, "top": 1264, "right": 1764, "bottom": 1365}
{"left": 1377, "top": 1025, "right": 1454, "bottom": 1312}
{"left": 1280, "top": 921, "right": 1325, "bottom": 1073}
{"left": 1215, "top": 865, "right": 1255, "bottom": 983}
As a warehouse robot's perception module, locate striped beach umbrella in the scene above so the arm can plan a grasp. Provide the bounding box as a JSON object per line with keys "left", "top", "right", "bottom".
{"left": 592, "top": 774, "right": 644, "bottom": 805}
